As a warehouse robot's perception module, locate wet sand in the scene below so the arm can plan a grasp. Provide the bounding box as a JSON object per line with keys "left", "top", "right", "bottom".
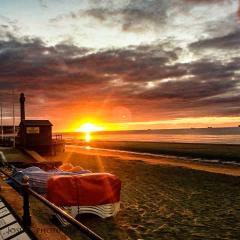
{"left": 46, "top": 145, "right": 240, "bottom": 240}
{"left": 66, "top": 145, "right": 240, "bottom": 176}
{"left": 73, "top": 141, "right": 240, "bottom": 163}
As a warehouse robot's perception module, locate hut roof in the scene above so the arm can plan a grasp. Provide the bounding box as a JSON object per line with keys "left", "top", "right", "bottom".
{"left": 20, "top": 120, "right": 53, "bottom": 126}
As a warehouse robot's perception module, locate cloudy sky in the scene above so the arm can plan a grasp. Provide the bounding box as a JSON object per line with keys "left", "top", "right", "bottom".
{"left": 0, "top": 0, "right": 240, "bottom": 131}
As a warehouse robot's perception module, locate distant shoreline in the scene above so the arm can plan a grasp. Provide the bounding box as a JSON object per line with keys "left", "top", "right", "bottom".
{"left": 56, "top": 126, "right": 240, "bottom": 135}
{"left": 67, "top": 140, "right": 240, "bottom": 163}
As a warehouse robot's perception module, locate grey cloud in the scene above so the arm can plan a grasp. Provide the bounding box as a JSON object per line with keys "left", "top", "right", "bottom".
{"left": 49, "top": 0, "right": 237, "bottom": 37}
{"left": 205, "top": 12, "right": 239, "bottom": 39}
{"left": 55, "top": 0, "right": 233, "bottom": 33}
{"left": 0, "top": 17, "right": 20, "bottom": 40}
{"left": 190, "top": 29, "right": 240, "bottom": 50}
{"left": 37, "top": 0, "right": 48, "bottom": 9}
{"left": 50, "top": 0, "right": 173, "bottom": 32}
{"left": 64, "top": 49, "right": 186, "bottom": 88}
{"left": 184, "top": 0, "right": 231, "bottom": 4}
{"left": 137, "top": 78, "right": 236, "bottom": 101}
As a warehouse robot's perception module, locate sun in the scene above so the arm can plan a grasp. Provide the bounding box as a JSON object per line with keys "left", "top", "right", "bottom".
{"left": 77, "top": 123, "right": 103, "bottom": 132}
{"left": 76, "top": 123, "right": 104, "bottom": 142}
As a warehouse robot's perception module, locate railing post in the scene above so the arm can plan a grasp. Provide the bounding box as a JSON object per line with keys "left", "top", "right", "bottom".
{"left": 22, "top": 175, "right": 31, "bottom": 226}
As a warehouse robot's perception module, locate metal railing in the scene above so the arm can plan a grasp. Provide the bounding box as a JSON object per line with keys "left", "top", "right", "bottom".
{"left": 0, "top": 137, "right": 13, "bottom": 147}
{"left": 52, "top": 134, "right": 63, "bottom": 142}
{"left": 0, "top": 168, "right": 104, "bottom": 240}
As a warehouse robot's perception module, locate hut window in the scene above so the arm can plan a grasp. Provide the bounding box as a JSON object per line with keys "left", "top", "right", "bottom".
{"left": 26, "top": 127, "right": 40, "bottom": 134}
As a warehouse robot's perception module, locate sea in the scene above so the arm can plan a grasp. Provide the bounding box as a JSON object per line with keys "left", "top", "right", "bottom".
{"left": 59, "top": 127, "right": 240, "bottom": 145}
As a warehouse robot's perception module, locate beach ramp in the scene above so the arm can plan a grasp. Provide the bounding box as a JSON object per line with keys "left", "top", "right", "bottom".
{"left": 0, "top": 151, "right": 7, "bottom": 166}
{"left": 24, "top": 149, "right": 46, "bottom": 162}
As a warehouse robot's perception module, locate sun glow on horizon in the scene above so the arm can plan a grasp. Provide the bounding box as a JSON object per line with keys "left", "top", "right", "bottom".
{"left": 76, "top": 123, "right": 104, "bottom": 142}
{"left": 60, "top": 116, "right": 240, "bottom": 133}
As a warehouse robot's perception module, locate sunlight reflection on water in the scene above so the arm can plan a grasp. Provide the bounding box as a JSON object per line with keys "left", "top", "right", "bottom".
{"left": 62, "top": 132, "right": 240, "bottom": 144}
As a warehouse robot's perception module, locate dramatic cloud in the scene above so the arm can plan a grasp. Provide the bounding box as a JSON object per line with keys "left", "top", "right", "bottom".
{"left": 0, "top": 32, "right": 239, "bottom": 125}
{"left": 0, "top": 0, "right": 239, "bottom": 128}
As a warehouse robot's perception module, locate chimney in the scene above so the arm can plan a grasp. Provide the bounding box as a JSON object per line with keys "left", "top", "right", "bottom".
{"left": 20, "top": 93, "right": 25, "bottom": 122}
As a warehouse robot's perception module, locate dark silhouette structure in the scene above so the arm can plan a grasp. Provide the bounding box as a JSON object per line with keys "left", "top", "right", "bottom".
{"left": 20, "top": 93, "right": 25, "bottom": 121}
{"left": 18, "top": 93, "right": 54, "bottom": 155}
{"left": 19, "top": 120, "right": 53, "bottom": 154}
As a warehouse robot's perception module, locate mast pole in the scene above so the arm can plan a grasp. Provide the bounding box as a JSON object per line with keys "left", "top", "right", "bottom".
{"left": 0, "top": 104, "right": 3, "bottom": 142}
{"left": 12, "top": 90, "right": 15, "bottom": 148}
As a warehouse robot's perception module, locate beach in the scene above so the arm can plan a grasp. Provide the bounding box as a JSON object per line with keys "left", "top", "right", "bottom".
{"left": 45, "top": 144, "right": 240, "bottom": 240}
{"left": 1, "top": 1, "right": 240, "bottom": 239}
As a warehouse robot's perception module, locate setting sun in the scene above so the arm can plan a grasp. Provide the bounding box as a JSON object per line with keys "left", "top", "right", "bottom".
{"left": 76, "top": 123, "right": 104, "bottom": 142}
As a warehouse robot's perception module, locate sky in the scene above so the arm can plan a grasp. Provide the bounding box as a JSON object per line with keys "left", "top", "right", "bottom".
{"left": 0, "top": 0, "right": 240, "bottom": 131}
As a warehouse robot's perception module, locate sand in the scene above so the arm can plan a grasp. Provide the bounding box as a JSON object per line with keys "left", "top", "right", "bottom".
{"left": 44, "top": 146, "right": 240, "bottom": 240}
